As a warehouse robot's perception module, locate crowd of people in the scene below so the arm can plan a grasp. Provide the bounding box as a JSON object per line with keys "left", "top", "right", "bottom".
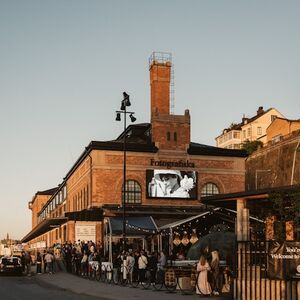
{"left": 19, "top": 241, "right": 232, "bottom": 296}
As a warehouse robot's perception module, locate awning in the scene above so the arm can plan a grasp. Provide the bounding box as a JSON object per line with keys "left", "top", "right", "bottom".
{"left": 65, "top": 208, "right": 103, "bottom": 221}
{"left": 158, "top": 207, "right": 264, "bottom": 231}
{"left": 201, "top": 185, "right": 300, "bottom": 207}
{"left": 21, "top": 217, "right": 68, "bottom": 243}
{"left": 107, "top": 216, "right": 158, "bottom": 236}
{"left": 159, "top": 208, "right": 221, "bottom": 230}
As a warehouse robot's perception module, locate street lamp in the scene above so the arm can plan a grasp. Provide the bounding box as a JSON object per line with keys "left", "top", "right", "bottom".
{"left": 115, "top": 92, "right": 136, "bottom": 251}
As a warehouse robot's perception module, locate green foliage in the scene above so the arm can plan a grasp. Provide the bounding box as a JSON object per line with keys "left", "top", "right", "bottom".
{"left": 269, "top": 189, "right": 300, "bottom": 241}
{"left": 229, "top": 122, "right": 238, "bottom": 129}
{"left": 241, "top": 140, "right": 263, "bottom": 155}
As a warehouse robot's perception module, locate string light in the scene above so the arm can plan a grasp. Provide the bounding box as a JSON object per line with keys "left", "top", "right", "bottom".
{"left": 125, "top": 223, "right": 156, "bottom": 234}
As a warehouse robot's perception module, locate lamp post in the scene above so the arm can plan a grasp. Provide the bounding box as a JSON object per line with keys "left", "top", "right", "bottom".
{"left": 115, "top": 92, "right": 136, "bottom": 251}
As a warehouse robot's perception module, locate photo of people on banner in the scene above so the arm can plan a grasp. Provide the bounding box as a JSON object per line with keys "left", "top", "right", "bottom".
{"left": 146, "top": 169, "right": 197, "bottom": 199}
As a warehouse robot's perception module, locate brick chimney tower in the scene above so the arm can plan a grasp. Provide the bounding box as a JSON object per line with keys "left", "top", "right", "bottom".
{"left": 149, "top": 52, "right": 190, "bottom": 151}
{"left": 150, "top": 56, "right": 171, "bottom": 116}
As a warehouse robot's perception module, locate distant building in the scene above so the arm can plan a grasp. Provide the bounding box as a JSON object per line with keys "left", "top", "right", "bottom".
{"left": 266, "top": 117, "right": 300, "bottom": 144}
{"left": 28, "top": 188, "right": 58, "bottom": 229}
{"left": 215, "top": 106, "right": 285, "bottom": 149}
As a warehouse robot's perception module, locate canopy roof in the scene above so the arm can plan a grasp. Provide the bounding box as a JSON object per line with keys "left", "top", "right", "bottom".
{"left": 21, "top": 217, "right": 67, "bottom": 243}
{"left": 107, "top": 216, "right": 158, "bottom": 236}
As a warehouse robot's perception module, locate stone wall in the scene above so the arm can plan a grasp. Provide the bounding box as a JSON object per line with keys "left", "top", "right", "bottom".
{"left": 246, "top": 133, "right": 300, "bottom": 190}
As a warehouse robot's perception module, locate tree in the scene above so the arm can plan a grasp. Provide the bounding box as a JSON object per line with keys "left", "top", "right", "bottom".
{"left": 241, "top": 140, "right": 263, "bottom": 155}
{"left": 269, "top": 189, "right": 300, "bottom": 241}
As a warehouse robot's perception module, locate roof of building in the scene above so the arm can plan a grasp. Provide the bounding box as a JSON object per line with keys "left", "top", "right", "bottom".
{"left": 30, "top": 187, "right": 59, "bottom": 206}
{"left": 241, "top": 107, "right": 273, "bottom": 125}
{"left": 201, "top": 184, "right": 300, "bottom": 208}
{"left": 217, "top": 107, "right": 280, "bottom": 138}
{"left": 188, "top": 142, "right": 247, "bottom": 157}
{"left": 62, "top": 123, "right": 247, "bottom": 181}
{"left": 35, "top": 187, "right": 58, "bottom": 196}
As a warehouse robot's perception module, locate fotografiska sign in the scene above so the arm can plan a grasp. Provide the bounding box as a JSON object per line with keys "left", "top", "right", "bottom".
{"left": 150, "top": 159, "right": 195, "bottom": 168}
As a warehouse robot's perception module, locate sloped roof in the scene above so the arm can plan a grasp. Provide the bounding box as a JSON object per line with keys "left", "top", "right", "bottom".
{"left": 188, "top": 142, "right": 247, "bottom": 157}
{"left": 35, "top": 187, "right": 58, "bottom": 196}
{"left": 63, "top": 123, "right": 247, "bottom": 181}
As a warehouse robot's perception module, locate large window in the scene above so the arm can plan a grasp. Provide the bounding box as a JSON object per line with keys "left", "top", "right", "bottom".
{"left": 201, "top": 182, "right": 219, "bottom": 197}
{"left": 122, "top": 180, "right": 142, "bottom": 204}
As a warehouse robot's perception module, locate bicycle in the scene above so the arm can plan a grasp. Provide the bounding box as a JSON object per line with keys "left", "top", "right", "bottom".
{"left": 88, "top": 261, "right": 100, "bottom": 281}
{"left": 130, "top": 266, "right": 151, "bottom": 289}
{"left": 152, "top": 267, "right": 177, "bottom": 292}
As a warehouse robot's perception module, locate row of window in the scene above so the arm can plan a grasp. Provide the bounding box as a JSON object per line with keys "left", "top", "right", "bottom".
{"left": 38, "top": 185, "right": 67, "bottom": 222}
{"left": 72, "top": 185, "right": 89, "bottom": 211}
{"left": 122, "top": 180, "right": 219, "bottom": 204}
{"left": 242, "top": 126, "right": 263, "bottom": 139}
{"left": 218, "top": 131, "right": 241, "bottom": 144}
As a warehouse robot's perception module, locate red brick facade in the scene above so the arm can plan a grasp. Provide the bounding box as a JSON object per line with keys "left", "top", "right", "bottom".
{"left": 24, "top": 56, "right": 246, "bottom": 248}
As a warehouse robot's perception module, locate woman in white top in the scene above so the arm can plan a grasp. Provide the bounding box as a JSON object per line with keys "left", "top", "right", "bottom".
{"left": 138, "top": 251, "right": 148, "bottom": 282}
{"left": 196, "top": 255, "right": 212, "bottom": 296}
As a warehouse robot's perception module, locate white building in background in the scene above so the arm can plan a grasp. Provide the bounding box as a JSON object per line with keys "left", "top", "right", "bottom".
{"left": 215, "top": 106, "right": 285, "bottom": 149}
{"left": 0, "top": 244, "right": 11, "bottom": 256}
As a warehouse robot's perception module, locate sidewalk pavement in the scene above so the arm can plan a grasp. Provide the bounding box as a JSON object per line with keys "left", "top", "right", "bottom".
{"left": 35, "top": 271, "right": 229, "bottom": 300}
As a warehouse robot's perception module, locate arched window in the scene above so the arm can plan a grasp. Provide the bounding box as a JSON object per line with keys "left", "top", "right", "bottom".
{"left": 201, "top": 182, "right": 219, "bottom": 197}
{"left": 122, "top": 180, "right": 142, "bottom": 204}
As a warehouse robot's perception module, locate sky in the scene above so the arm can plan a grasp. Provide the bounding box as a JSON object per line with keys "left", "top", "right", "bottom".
{"left": 0, "top": 0, "right": 299, "bottom": 240}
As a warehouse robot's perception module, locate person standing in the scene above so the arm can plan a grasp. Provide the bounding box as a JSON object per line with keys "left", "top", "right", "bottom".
{"left": 196, "top": 255, "right": 212, "bottom": 296}
{"left": 158, "top": 250, "right": 166, "bottom": 270}
{"left": 24, "top": 251, "right": 32, "bottom": 276}
{"left": 44, "top": 251, "right": 54, "bottom": 274}
{"left": 126, "top": 252, "right": 135, "bottom": 283}
{"left": 147, "top": 252, "right": 158, "bottom": 284}
{"left": 210, "top": 249, "right": 221, "bottom": 295}
{"left": 36, "top": 251, "right": 42, "bottom": 274}
{"left": 138, "top": 250, "right": 148, "bottom": 282}
{"left": 80, "top": 250, "right": 88, "bottom": 276}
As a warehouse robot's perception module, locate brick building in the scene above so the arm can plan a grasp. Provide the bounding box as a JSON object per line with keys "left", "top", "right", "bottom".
{"left": 22, "top": 53, "right": 247, "bottom": 250}
{"left": 215, "top": 106, "right": 285, "bottom": 149}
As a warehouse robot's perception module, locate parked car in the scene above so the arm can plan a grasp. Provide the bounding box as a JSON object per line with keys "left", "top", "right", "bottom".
{"left": 0, "top": 256, "right": 23, "bottom": 275}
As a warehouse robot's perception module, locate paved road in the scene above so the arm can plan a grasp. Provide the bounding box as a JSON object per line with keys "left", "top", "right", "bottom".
{"left": 0, "top": 275, "right": 102, "bottom": 300}
{"left": 35, "top": 272, "right": 228, "bottom": 300}
{"left": 0, "top": 271, "right": 229, "bottom": 300}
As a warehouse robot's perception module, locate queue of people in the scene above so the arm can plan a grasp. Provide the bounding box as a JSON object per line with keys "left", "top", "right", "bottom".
{"left": 112, "top": 249, "right": 167, "bottom": 284}
{"left": 21, "top": 249, "right": 56, "bottom": 275}
{"left": 19, "top": 242, "right": 232, "bottom": 297}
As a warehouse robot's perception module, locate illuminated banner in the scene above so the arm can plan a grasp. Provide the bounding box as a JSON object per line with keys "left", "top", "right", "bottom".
{"left": 268, "top": 241, "right": 300, "bottom": 280}
{"left": 146, "top": 169, "right": 197, "bottom": 199}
